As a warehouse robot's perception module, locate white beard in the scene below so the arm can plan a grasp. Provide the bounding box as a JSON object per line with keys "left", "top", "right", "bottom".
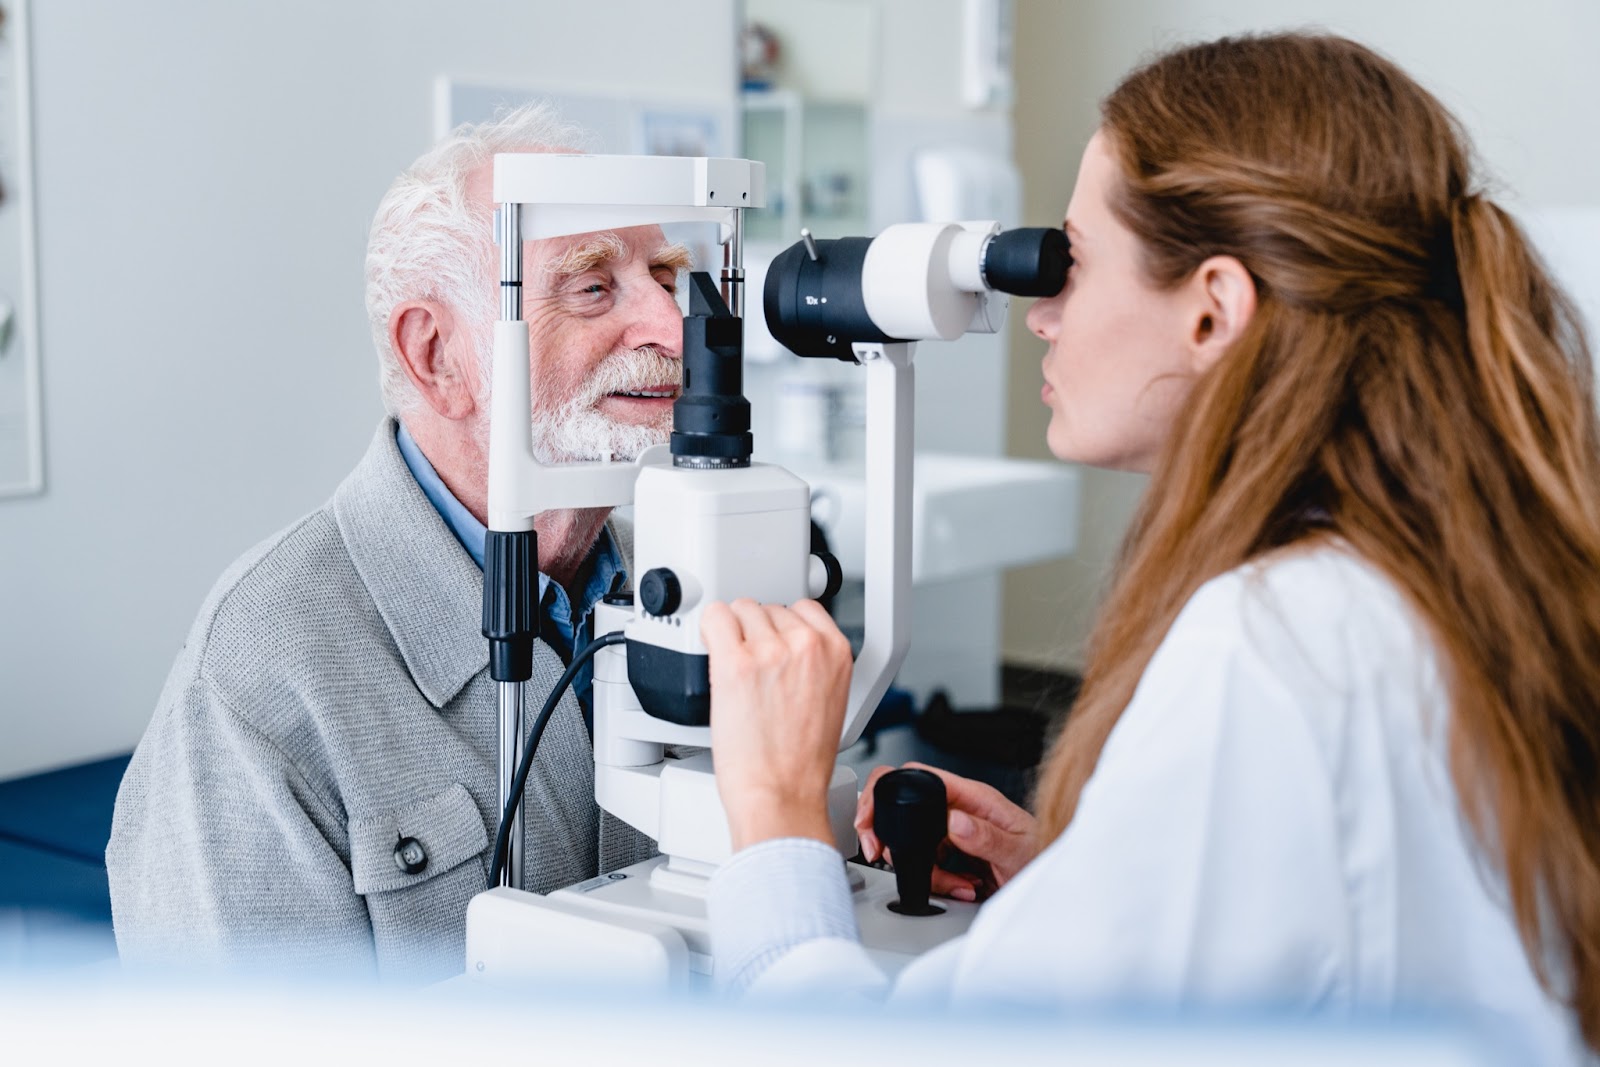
{"left": 528, "top": 345, "right": 680, "bottom": 464}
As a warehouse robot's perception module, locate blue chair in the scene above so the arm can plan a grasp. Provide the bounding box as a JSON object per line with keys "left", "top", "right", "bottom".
{"left": 0, "top": 754, "right": 130, "bottom": 970}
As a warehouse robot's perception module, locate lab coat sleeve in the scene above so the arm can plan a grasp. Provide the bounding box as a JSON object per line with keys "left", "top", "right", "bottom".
{"left": 708, "top": 837, "right": 883, "bottom": 998}
{"left": 708, "top": 837, "right": 965, "bottom": 1004}
{"left": 106, "top": 675, "right": 378, "bottom": 978}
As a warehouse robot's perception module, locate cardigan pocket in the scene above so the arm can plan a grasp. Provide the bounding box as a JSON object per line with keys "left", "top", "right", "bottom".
{"left": 348, "top": 782, "right": 489, "bottom": 895}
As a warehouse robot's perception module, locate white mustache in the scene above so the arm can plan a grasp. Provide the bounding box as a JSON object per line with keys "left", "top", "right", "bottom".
{"left": 572, "top": 346, "right": 682, "bottom": 407}
{"left": 522, "top": 345, "right": 681, "bottom": 464}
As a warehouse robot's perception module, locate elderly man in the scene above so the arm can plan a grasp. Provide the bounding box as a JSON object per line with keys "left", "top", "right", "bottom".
{"left": 107, "top": 104, "right": 686, "bottom": 981}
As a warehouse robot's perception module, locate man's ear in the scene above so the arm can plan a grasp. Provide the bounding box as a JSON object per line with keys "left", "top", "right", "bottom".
{"left": 1185, "top": 255, "right": 1257, "bottom": 374}
{"left": 390, "top": 300, "right": 477, "bottom": 421}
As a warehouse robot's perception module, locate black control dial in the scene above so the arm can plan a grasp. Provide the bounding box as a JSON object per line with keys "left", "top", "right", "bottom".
{"left": 873, "top": 768, "right": 948, "bottom": 917}
{"left": 639, "top": 567, "right": 683, "bottom": 616}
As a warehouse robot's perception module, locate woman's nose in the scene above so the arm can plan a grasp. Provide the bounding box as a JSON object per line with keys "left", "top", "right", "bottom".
{"left": 1026, "top": 294, "right": 1060, "bottom": 342}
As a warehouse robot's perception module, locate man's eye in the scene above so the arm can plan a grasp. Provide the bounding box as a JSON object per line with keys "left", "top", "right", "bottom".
{"left": 583, "top": 283, "right": 607, "bottom": 295}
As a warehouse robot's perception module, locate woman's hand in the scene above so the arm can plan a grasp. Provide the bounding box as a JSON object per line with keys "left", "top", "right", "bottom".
{"left": 702, "top": 598, "right": 855, "bottom": 852}
{"left": 854, "top": 762, "right": 1040, "bottom": 902}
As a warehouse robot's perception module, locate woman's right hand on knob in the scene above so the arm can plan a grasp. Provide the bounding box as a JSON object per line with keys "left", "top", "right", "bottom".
{"left": 854, "top": 762, "right": 1040, "bottom": 902}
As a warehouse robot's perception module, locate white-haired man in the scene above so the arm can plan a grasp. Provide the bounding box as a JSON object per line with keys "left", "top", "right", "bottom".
{"left": 108, "top": 105, "right": 686, "bottom": 981}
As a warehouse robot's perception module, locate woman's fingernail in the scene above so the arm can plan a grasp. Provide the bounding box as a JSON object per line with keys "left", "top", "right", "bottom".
{"left": 949, "top": 811, "right": 974, "bottom": 838}
{"left": 951, "top": 885, "right": 977, "bottom": 902}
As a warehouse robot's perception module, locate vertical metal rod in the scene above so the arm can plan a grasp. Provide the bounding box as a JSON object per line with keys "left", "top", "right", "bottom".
{"left": 497, "top": 682, "right": 526, "bottom": 889}
{"left": 499, "top": 203, "right": 523, "bottom": 322}
{"left": 495, "top": 200, "right": 526, "bottom": 890}
{"left": 721, "top": 209, "right": 745, "bottom": 319}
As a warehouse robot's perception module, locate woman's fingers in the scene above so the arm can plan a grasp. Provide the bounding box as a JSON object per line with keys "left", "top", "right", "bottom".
{"left": 902, "top": 761, "right": 1034, "bottom": 836}
{"left": 700, "top": 601, "right": 743, "bottom": 652}
{"left": 853, "top": 764, "right": 897, "bottom": 862}
{"left": 930, "top": 868, "right": 982, "bottom": 903}
{"left": 852, "top": 761, "right": 1040, "bottom": 888}
{"left": 945, "top": 801, "right": 1037, "bottom": 884}
{"left": 791, "top": 599, "right": 853, "bottom": 654}
{"left": 727, "top": 597, "right": 778, "bottom": 643}
{"left": 704, "top": 599, "right": 856, "bottom": 852}
{"left": 704, "top": 599, "right": 1036, "bottom": 877}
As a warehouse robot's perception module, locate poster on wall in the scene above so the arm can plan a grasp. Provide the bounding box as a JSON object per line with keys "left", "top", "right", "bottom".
{"left": 0, "top": 0, "right": 40, "bottom": 498}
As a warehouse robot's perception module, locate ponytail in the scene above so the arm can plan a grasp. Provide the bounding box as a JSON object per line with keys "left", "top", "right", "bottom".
{"left": 1443, "top": 192, "right": 1600, "bottom": 1039}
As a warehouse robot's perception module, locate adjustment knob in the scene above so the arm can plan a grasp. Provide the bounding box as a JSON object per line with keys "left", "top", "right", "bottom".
{"left": 639, "top": 567, "right": 682, "bottom": 616}
{"left": 807, "top": 552, "right": 844, "bottom": 602}
{"left": 872, "top": 768, "right": 948, "bottom": 917}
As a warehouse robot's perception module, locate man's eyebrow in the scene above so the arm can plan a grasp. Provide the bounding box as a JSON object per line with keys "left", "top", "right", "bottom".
{"left": 652, "top": 242, "right": 694, "bottom": 273}
{"left": 542, "top": 235, "right": 694, "bottom": 278}
{"left": 543, "top": 232, "right": 628, "bottom": 277}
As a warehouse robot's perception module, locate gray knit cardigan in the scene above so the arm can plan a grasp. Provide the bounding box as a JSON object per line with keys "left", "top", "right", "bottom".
{"left": 108, "top": 419, "right": 653, "bottom": 982}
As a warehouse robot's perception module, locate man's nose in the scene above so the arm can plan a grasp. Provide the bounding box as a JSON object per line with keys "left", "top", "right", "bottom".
{"left": 1025, "top": 293, "right": 1061, "bottom": 342}
{"left": 621, "top": 280, "right": 685, "bottom": 357}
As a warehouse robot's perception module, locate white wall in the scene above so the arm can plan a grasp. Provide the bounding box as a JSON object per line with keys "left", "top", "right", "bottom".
{"left": 1002, "top": 0, "right": 1600, "bottom": 672}
{"left": 0, "top": 0, "right": 736, "bottom": 780}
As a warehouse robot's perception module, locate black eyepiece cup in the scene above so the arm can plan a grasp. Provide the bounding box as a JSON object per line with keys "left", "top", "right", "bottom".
{"left": 984, "top": 227, "right": 1070, "bottom": 298}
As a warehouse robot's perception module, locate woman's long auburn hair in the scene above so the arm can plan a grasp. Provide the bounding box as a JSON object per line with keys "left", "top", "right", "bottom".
{"left": 1031, "top": 33, "right": 1600, "bottom": 1045}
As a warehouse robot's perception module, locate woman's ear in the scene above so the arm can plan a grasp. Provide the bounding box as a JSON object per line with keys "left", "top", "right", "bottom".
{"left": 1185, "top": 255, "right": 1257, "bottom": 373}
{"left": 390, "top": 300, "right": 477, "bottom": 421}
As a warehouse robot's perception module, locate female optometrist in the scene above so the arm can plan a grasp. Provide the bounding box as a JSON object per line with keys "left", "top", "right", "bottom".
{"left": 698, "top": 32, "right": 1600, "bottom": 1067}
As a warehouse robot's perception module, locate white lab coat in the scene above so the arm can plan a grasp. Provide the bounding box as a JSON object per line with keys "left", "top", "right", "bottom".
{"left": 709, "top": 544, "right": 1584, "bottom": 1064}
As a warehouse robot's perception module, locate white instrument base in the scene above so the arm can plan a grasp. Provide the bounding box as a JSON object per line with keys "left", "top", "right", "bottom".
{"left": 465, "top": 857, "right": 977, "bottom": 987}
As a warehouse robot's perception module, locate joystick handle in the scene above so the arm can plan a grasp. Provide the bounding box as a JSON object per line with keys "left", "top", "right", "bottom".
{"left": 872, "top": 768, "right": 948, "bottom": 917}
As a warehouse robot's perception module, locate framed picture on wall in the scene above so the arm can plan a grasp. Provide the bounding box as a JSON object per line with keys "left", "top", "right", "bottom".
{"left": 0, "top": 0, "right": 41, "bottom": 498}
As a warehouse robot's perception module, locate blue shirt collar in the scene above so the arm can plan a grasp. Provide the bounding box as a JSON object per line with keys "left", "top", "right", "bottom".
{"left": 396, "top": 421, "right": 489, "bottom": 569}
{"left": 394, "top": 421, "right": 625, "bottom": 660}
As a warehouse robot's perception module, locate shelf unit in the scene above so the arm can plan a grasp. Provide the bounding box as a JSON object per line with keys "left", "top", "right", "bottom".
{"left": 741, "top": 88, "right": 869, "bottom": 245}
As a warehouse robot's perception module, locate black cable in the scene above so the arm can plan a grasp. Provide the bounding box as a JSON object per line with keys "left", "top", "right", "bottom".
{"left": 487, "top": 630, "right": 627, "bottom": 890}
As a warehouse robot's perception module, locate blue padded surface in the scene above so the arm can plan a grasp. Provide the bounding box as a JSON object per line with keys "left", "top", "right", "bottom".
{"left": 0, "top": 754, "right": 130, "bottom": 863}
{"left": 0, "top": 755, "right": 128, "bottom": 970}
{"left": 0, "top": 838, "right": 117, "bottom": 969}
{"left": 0, "top": 838, "right": 111, "bottom": 919}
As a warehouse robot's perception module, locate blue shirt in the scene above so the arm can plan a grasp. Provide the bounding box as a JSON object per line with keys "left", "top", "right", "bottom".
{"left": 395, "top": 423, "right": 625, "bottom": 716}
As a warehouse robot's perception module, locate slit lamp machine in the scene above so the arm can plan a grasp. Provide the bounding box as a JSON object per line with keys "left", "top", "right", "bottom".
{"left": 461, "top": 152, "right": 1068, "bottom": 987}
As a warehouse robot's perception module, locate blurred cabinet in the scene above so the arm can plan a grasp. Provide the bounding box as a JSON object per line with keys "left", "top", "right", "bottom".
{"left": 742, "top": 89, "right": 869, "bottom": 244}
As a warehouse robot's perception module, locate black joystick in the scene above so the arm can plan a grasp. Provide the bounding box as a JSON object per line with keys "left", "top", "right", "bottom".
{"left": 872, "top": 768, "right": 947, "bottom": 917}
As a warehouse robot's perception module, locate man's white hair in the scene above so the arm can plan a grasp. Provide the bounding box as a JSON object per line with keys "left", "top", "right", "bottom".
{"left": 364, "top": 102, "right": 587, "bottom": 416}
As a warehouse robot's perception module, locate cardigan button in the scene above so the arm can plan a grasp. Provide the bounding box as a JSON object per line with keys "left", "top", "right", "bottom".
{"left": 393, "top": 836, "right": 428, "bottom": 875}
